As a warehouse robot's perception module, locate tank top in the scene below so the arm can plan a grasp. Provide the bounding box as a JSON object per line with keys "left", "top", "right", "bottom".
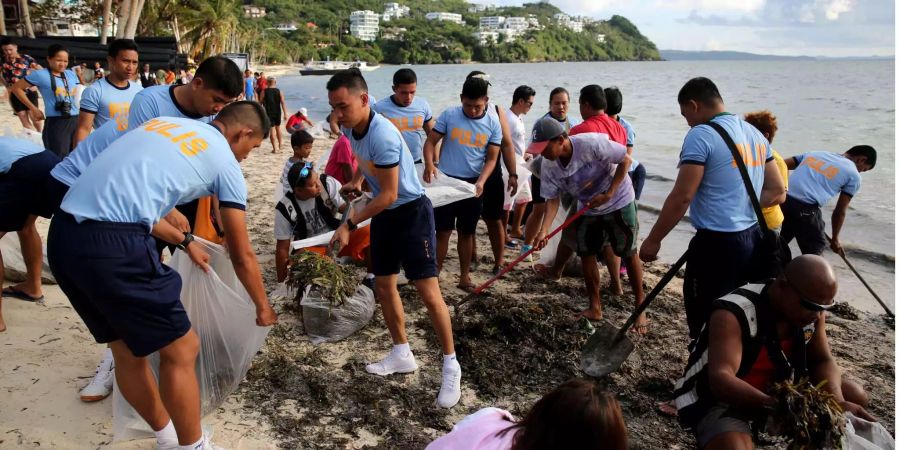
{"left": 262, "top": 88, "right": 281, "bottom": 118}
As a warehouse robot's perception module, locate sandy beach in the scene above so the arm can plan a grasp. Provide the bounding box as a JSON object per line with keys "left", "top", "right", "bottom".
{"left": 0, "top": 94, "right": 894, "bottom": 449}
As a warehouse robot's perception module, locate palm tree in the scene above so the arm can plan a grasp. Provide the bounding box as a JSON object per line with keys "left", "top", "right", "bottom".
{"left": 115, "top": 0, "right": 129, "bottom": 38}
{"left": 123, "top": 0, "right": 145, "bottom": 38}
{"left": 0, "top": 3, "right": 6, "bottom": 35}
{"left": 20, "top": 0, "right": 35, "bottom": 38}
{"left": 179, "top": 0, "right": 240, "bottom": 60}
{"left": 99, "top": 0, "right": 113, "bottom": 44}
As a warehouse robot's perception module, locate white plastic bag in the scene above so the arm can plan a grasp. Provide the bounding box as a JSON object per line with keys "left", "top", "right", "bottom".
{"left": 501, "top": 154, "right": 532, "bottom": 210}
{"left": 0, "top": 233, "right": 55, "bottom": 283}
{"left": 112, "top": 240, "right": 271, "bottom": 441}
{"left": 416, "top": 163, "right": 477, "bottom": 208}
{"left": 842, "top": 413, "right": 895, "bottom": 450}
{"left": 300, "top": 284, "right": 375, "bottom": 344}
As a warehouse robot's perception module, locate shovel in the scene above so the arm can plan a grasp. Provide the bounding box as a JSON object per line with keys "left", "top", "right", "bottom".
{"left": 581, "top": 251, "right": 689, "bottom": 378}
{"left": 454, "top": 204, "right": 592, "bottom": 310}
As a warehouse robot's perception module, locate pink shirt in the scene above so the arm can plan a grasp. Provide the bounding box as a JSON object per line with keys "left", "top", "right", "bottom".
{"left": 426, "top": 408, "right": 518, "bottom": 450}
{"left": 324, "top": 135, "right": 357, "bottom": 185}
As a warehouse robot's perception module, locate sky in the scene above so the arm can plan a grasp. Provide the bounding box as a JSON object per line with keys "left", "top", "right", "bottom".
{"left": 475, "top": 0, "right": 895, "bottom": 57}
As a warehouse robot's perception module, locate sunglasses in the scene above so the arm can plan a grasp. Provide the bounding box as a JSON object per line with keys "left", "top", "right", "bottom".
{"left": 786, "top": 277, "right": 835, "bottom": 312}
{"left": 297, "top": 162, "right": 313, "bottom": 179}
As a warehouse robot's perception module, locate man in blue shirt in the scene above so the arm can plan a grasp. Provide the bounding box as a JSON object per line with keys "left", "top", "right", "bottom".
{"left": 48, "top": 102, "right": 276, "bottom": 450}
{"left": 782, "top": 146, "right": 875, "bottom": 256}
{"left": 639, "top": 77, "right": 786, "bottom": 339}
{"left": 73, "top": 39, "right": 142, "bottom": 147}
{"left": 422, "top": 76, "right": 502, "bottom": 292}
{"left": 373, "top": 68, "right": 434, "bottom": 163}
{"left": 0, "top": 138, "right": 60, "bottom": 328}
{"left": 326, "top": 68, "right": 461, "bottom": 409}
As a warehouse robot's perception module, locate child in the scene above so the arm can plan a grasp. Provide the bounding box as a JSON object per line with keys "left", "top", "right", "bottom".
{"left": 286, "top": 107, "right": 314, "bottom": 134}
{"left": 280, "top": 130, "right": 314, "bottom": 196}
{"left": 323, "top": 133, "right": 357, "bottom": 185}
{"left": 426, "top": 379, "right": 628, "bottom": 450}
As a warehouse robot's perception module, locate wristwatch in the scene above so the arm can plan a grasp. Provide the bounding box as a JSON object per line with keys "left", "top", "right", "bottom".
{"left": 346, "top": 219, "right": 358, "bottom": 231}
{"left": 176, "top": 232, "right": 194, "bottom": 250}
{"left": 509, "top": 173, "right": 518, "bottom": 179}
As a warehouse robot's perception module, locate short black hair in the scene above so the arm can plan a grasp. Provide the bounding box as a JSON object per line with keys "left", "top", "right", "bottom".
{"left": 215, "top": 101, "right": 270, "bottom": 139}
{"left": 604, "top": 87, "right": 623, "bottom": 116}
{"left": 194, "top": 56, "right": 243, "bottom": 98}
{"left": 326, "top": 68, "right": 368, "bottom": 93}
{"left": 845, "top": 145, "right": 877, "bottom": 168}
{"left": 677, "top": 77, "right": 723, "bottom": 107}
{"left": 579, "top": 85, "right": 606, "bottom": 111}
{"left": 461, "top": 77, "right": 489, "bottom": 100}
{"left": 549, "top": 87, "right": 569, "bottom": 103}
{"left": 513, "top": 85, "right": 535, "bottom": 104}
{"left": 393, "top": 68, "right": 417, "bottom": 86}
{"left": 108, "top": 39, "right": 138, "bottom": 58}
{"left": 291, "top": 129, "right": 315, "bottom": 148}
{"left": 0, "top": 37, "right": 14, "bottom": 47}
{"left": 47, "top": 44, "right": 68, "bottom": 58}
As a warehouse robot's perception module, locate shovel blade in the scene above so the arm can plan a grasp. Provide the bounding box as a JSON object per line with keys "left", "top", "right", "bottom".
{"left": 580, "top": 321, "right": 636, "bottom": 378}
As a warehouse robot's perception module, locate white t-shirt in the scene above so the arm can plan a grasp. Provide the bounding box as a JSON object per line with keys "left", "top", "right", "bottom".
{"left": 274, "top": 175, "right": 345, "bottom": 241}
{"left": 504, "top": 108, "right": 527, "bottom": 157}
{"left": 279, "top": 157, "right": 303, "bottom": 195}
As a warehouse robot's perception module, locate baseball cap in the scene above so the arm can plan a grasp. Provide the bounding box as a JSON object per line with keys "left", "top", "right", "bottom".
{"left": 300, "top": 107, "right": 308, "bottom": 116}
{"left": 526, "top": 117, "right": 567, "bottom": 154}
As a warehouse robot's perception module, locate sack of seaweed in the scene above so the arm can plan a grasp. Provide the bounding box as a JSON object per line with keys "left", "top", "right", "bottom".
{"left": 288, "top": 251, "right": 375, "bottom": 344}
{"left": 768, "top": 377, "right": 846, "bottom": 449}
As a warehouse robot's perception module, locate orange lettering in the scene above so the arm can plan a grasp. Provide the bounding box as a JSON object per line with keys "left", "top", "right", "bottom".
{"left": 180, "top": 138, "right": 208, "bottom": 156}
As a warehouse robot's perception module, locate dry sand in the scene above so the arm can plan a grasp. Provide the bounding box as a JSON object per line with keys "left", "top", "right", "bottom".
{"left": 0, "top": 97, "right": 895, "bottom": 450}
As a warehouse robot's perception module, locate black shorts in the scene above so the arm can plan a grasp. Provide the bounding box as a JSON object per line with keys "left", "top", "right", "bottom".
{"left": 779, "top": 196, "right": 827, "bottom": 255}
{"left": 530, "top": 174, "right": 545, "bottom": 204}
{"left": 480, "top": 164, "right": 504, "bottom": 221}
{"left": 42, "top": 116, "right": 78, "bottom": 158}
{"left": 434, "top": 178, "right": 483, "bottom": 234}
{"left": 370, "top": 195, "right": 438, "bottom": 280}
{"left": 11, "top": 89, "right": 39, "bottom": 114}
{"left": 268, "top": 115, "right": 282, "bottom": 127}
{"left": 42, "top": 174, "right": 70, "bottom": 216}
{"left": 48, "top": 212, "right": 190, "bottom": 357}
{"left": 0, "top": 150, "right": 61, "bottom": 231}
{"left": 683, "top": 225, "right": 761, "bottom": 339}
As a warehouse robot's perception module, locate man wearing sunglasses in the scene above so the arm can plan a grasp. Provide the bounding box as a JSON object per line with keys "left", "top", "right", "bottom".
{"left": 674, "top": 255, "right": 875, "bottom": 449}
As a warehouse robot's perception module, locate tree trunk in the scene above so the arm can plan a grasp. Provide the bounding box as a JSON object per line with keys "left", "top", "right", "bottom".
{"left": 20, "top": 0, "right": 34, "bottom": 38}
{"left": 124, "top": 0, "right": 144, "bottom": 38}
{"left": 99, "top": 0, "right": 113, "bottom": 44}
{"left": 0, "top": 2, "right": 7, "bottom": 36}
{"left": 115, "top": 0, "right": 130, "bottom": 39}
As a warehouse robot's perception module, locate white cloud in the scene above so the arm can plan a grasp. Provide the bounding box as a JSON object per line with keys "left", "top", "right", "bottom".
{"left": 819, "top": 0, "right": 853, "bottom": 20}
{"left": 705, "top": 39, "right": 723, "bottom": 50}
{"left": 654, "top": 0, "right": 765, "bottom": 13}
{"left": 549, "top": 0, "right": 622, "bottom": 15}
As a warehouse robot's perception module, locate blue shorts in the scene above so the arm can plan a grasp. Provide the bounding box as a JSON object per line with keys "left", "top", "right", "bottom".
{"left": 370, "top": 195, "right": 438, "bottom": 280}
{"left": 43, "top": 174, "right": 70, "bottom": 215}
{"left": 47, "top": 212, "right": 190, "bottom": 357}
{"left": 434, "top": 176, "right": 481, "bottom": 234}
{"left": 0, "top": 150, "right": 61, "bottom": 231}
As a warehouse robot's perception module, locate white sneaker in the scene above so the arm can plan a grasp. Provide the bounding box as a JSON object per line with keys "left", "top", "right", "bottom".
{"left": 365, "top": 350, "right": 419, "bottom": 376}
{"left": 80, "top": 350, "right": 114, "bottom": 402}
{"left": 179, "top": 434, "right": 224, "bottom": 450}
{"left": 436, "top": 359, "right": 462, "bottom": 408}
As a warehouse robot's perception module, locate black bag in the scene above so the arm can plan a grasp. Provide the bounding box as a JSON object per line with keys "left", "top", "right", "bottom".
{"left": 707, "top": 121, "right": 790, "bottom": 280}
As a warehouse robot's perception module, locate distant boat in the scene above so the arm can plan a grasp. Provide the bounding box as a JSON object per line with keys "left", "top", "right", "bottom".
{"left": 299, "top": 60, "right": 380, "bottom": 76}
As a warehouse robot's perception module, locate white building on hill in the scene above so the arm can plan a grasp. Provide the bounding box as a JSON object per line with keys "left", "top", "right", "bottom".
{"left": 480, "top": 16, "right": 505, "bottom": 30}
{"left": 383, "top": 3, "right": 410, "bottom": 22}
{"left": 505, "top": 17, "right": 528, "bottom": 31}
{"left": 473, "top": 30, "right": 499, "bottom": 45}
{"left": 350, "top": 10, "right": 380, "bottom": 41}
{"left": 554, "top": 13, "right": 584, "bottom": 33}
{"left": 425, "top": 12, "right": 464, "bottom": 25}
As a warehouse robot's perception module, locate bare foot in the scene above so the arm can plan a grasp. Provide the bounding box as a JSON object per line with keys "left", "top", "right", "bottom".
{"left": 0, "top": 299, "right": 6, "bottom": 332}
{"left": 632, "top": 312, "right": 650, "bottom": 335}
{"left": 534, "top": 264, "right": 561, "bottom": 281}
{"left": 457, "top": 278, "right": 476, "bottom": 293}
{"left": 576, "top": 307, "right": 602, "bottom": 321}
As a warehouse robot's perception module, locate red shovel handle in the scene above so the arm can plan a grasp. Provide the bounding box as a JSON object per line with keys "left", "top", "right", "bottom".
{"left": 456, "top": 204, "right": 592, "bottom": 307}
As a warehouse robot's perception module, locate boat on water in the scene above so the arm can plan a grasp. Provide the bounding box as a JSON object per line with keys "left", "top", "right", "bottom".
{"left": 299, "top": 60, "right": 380, "bottom": 76}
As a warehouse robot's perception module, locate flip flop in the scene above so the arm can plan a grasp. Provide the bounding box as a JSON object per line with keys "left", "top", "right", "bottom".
{"left": 2, "top": 286, "right": 44, "bottom": 302}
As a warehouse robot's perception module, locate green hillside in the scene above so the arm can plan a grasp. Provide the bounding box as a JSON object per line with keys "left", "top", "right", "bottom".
{"left": 244, "top": 0, "right": 660, "bottom": 64}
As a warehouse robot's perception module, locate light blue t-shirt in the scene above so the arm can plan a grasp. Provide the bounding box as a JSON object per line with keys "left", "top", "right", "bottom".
{"left": 433, "top": 106, "right": 502, "bottom": 179}
{"left": 78, "top": 77, "right": 143, "bottom": 130}
{"left": 787, "top": 151, "right": 861, "bottom": 206}
{"left": 539, "top": 111, "right": 580, "bottom": 131}
{"left": 24, "top": 69, "right": 80, "bottom": 117}
{"left": 679, "top": 114, "right": 773, "bottom": 232}
{"left": 61, "top": 117, "right": 247, "bottom": 227}
{"left": 373, "top": 95, "right": 433, "bottom": 163}
{"left": 618, "top": 116, "right": 640, "bottom": 170}
{"left": 343, "top": 111, "right": 424, "bottom": 209}
{"left": 244, "top": 77, "right": 255, "bottom": 99}
{"left": 128, "top": 85, "right": 212, "bottom": 131}
{"left": 0, "top": 137, "right": 45, "bottom": 173}
{"left": 51, "top": 84, "right": 214, "bottom": 187}
{"left": 540, "top": 133, "right": 634, "bottom": 216}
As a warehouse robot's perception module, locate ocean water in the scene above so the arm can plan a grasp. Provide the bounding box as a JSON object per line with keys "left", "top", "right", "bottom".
{"left": 277, "top": 60, "right": 895, "bottom": 312}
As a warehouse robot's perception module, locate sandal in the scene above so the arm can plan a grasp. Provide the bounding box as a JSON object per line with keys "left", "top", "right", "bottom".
{"left": 456, "top": 281, "right": 477, "bottom": 293}
{"left": 2, "top": 286, "right": 44, "bottom": 302}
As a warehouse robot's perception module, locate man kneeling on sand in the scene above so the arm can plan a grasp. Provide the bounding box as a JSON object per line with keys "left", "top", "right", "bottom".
{"left": 48, "top": 102, "right": 277, "bottom": 449}
{"left": 675, "top": 255, "right": 875, "bottom": 449}
{"left": 274, "top": 162, "right": 373, "bottom": 287}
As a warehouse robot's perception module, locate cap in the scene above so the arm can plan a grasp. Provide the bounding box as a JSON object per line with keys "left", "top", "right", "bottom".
{"left": 526, "top": 117, "right": 567, "bottom": 154}
{"left": 300, "top": 107, "right": 308, "bottom": 116}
